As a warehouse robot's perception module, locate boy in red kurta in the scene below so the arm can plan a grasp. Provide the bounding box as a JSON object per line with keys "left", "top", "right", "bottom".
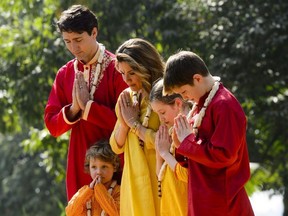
{"left": 163, "top": 51, "right": 254, "bottom": 216}
{"left": 44, "top": 5, "right": 127, "bottom": 200}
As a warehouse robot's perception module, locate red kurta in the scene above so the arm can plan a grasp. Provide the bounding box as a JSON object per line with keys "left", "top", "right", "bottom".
{"left": 177, "top": 83, "right": 254, "bottom": 216}
{"left": 44, "top": 49, "right": 127, "bottom": 200}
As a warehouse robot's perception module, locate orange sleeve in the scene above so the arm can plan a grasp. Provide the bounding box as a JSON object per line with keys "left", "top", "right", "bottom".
{"left": 94, "top": 183, "right": 120, "bottom": 216}
{"left": 65, "top": 186, "right": 93, "bottom": 216}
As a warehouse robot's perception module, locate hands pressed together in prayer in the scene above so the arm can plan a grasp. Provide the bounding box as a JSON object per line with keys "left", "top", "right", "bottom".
{"left": 173, "top": 114, "right": 193, "bottom": 143}
{"left": 73, "top": 72, "right": 90, "bottom": 111}
{"left": 118, "top": 91, "right": 139, "bottom": 129}
{"left": 68, "top": 72, "right": 90, "bottom": 120}
{"left": 155, "top": 125, "right": 172, "bottom": 158}
{"left": 156, "top": 114, "right": 193, "bottom": 153}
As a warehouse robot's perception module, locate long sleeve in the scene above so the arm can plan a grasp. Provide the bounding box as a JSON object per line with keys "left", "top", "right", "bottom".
{"left": 177, "top": 96, "right": 247, "bottom": 169}
{"left": 65, "top": 186, "right": 93, "bottom": 216}
{"left": 44, "top": 64, "right": 76, "bottom": 137}
{"left": 44, "top": 54, "right": 127, "bottom": 137}
{"left": 176, "top": 85, "right": 254, "bottom": 216}
{"left": 174, "top": 163, "right": 188, "bottom": 183}
{"left": 110, "top": 101, "right": 125, "bottom": 154}
{"left": 94, "top": 183, "right": 120, "bottom": 216}
{"left": 45, "top": 51, "right": 127, "bottom": 201}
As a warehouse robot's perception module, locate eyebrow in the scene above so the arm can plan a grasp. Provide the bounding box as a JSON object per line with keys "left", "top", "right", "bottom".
{"left": 120, "top": 69, "right": 134, "bottom": 74}
{"left": 63, "top": 36, "right": 83, "bottom": 42}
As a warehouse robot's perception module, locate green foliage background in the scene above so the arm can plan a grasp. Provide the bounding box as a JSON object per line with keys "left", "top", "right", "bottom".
{"left": 0, "top": 0, "right": 287, "bottom": 215}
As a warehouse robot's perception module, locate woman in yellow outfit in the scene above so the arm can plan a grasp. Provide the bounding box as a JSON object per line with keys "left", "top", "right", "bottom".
{"left": 150, "top": 78, "right": 190, "bottom": 216}
{"left": 110, "top": 38, "right": 164, "bottom": 216}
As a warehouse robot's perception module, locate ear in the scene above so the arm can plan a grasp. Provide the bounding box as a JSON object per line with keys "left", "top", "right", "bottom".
{"left": 192, "top": 74, "right": 203, "bottom": 83}
{"left": 92, "top": 27, "right": 98, "bottom": 38}
{"left": 174, "top": 98, "right": 183, "bottom": 110}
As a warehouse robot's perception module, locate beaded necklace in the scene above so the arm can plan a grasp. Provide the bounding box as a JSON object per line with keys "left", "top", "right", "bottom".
{"left": 86, "top": 180, "right": 117, "bottom": 216}
{"left": 73, "top": 43, "right": 105, "bottom": 100}
{"left": 132, "top": 91, "right": 152, "bottom": 149}
{"left": 189, "top": 80, "right": 220, "bottom": 137}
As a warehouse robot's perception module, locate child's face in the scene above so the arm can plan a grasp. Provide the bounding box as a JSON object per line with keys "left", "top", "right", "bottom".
{"left": 89, "top": 158, "right": 115, "bottom": 184}
{"left": 151, "top": 100, "right": 179, "bottom": 127}
{"left": 172, "top": 84, "right": 203, "bottom": 104}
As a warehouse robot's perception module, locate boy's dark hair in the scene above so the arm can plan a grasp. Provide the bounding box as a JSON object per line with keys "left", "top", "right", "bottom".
{"left": 163, "top": 51, "right": 210, "bottom": 94}
{"left": 57, "top": 4, "right": 98, "bottom": 35}
{"left": 150, "top": 78, "right": 192, "bottom": 109}
{"left": 84, "top": 140, "right": 120, "bottom": 181}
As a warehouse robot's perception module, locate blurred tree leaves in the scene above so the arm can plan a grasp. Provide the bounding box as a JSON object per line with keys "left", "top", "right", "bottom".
{"left": 0, "top": 0, "right": 288, "bottom": 215}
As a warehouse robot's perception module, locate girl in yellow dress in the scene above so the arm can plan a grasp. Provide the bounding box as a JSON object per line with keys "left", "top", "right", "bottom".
{"left": 150, "top": 78, "right": 190, "bottom": 216}
{"left": 110, "top": 38, "right": 164, "bottom": 216}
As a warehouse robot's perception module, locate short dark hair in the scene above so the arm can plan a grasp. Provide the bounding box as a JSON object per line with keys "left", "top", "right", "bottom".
{"left": 57, "top": 4, "right": 98, "bottom": 35}
{"left": 163, "top": 51, "right": 210, "bottom": 94}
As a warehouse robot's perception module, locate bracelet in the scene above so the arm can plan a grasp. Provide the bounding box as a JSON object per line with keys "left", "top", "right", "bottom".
{"left": 131, "top": 121, "right": 140, "bottom": 134}
{"left": 128, "top": 117, "right": 135, "bottom": 123}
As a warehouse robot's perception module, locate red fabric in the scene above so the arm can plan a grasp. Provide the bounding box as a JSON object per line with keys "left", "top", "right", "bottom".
{"left": 177, "top": 84, "right": 254, "bottom": 216}
{"left": 44, "top": 50, "right": 127, "bottom": 201}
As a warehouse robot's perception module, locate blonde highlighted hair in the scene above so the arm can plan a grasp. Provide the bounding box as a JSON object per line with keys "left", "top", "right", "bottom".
{"left": 115, "top": 38, "right": 164, "bottom": 93}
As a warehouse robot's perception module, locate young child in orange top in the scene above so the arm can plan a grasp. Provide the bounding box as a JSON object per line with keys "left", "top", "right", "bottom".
{"left": 65, "top": 140, "right": 120, "bottom": 216}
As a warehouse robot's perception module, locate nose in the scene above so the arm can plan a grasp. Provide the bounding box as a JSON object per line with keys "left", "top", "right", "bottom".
{"left": 122, "top": 73, "right": 131, "bottom": 83}
{"left": 95, "top": 168, "right": 102, "bottom": 175}
{"left": 181, "top": 93, "right": 188, "bottom": 100}
{"left": 160, "top": 115, "right": 165, "bottom": 123}
{"left": 70, "top": 41, "right": 78, "bottom": 53}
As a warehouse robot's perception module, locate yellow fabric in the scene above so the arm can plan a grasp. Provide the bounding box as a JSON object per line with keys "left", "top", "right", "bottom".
{"left": 65, "top": 183, "right": 120, "bottom": 216}
{"left": 175, "top": 163, "right": 188, "bottom": 183}
{"left": 160, "top": 165, "right": 188, "bottom": 216}
{"left": 110, "top": 91, "right": 160, "bottom": 216}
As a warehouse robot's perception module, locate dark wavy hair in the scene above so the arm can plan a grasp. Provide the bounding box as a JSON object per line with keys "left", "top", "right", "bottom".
{"left": 57, "top": 4, "right": 98, "bottom": 35}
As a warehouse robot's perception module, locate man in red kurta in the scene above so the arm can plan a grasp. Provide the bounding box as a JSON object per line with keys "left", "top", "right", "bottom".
{"left": 163, "top": 51, "right": 254, "bottom": 215}
{"left": 44, "top": 5, "right": 127, "bottom": 201}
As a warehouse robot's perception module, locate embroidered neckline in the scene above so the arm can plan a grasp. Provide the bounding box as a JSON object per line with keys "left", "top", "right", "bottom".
{"left": 73, "top": 43, "right": 106, "bottom": 100}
